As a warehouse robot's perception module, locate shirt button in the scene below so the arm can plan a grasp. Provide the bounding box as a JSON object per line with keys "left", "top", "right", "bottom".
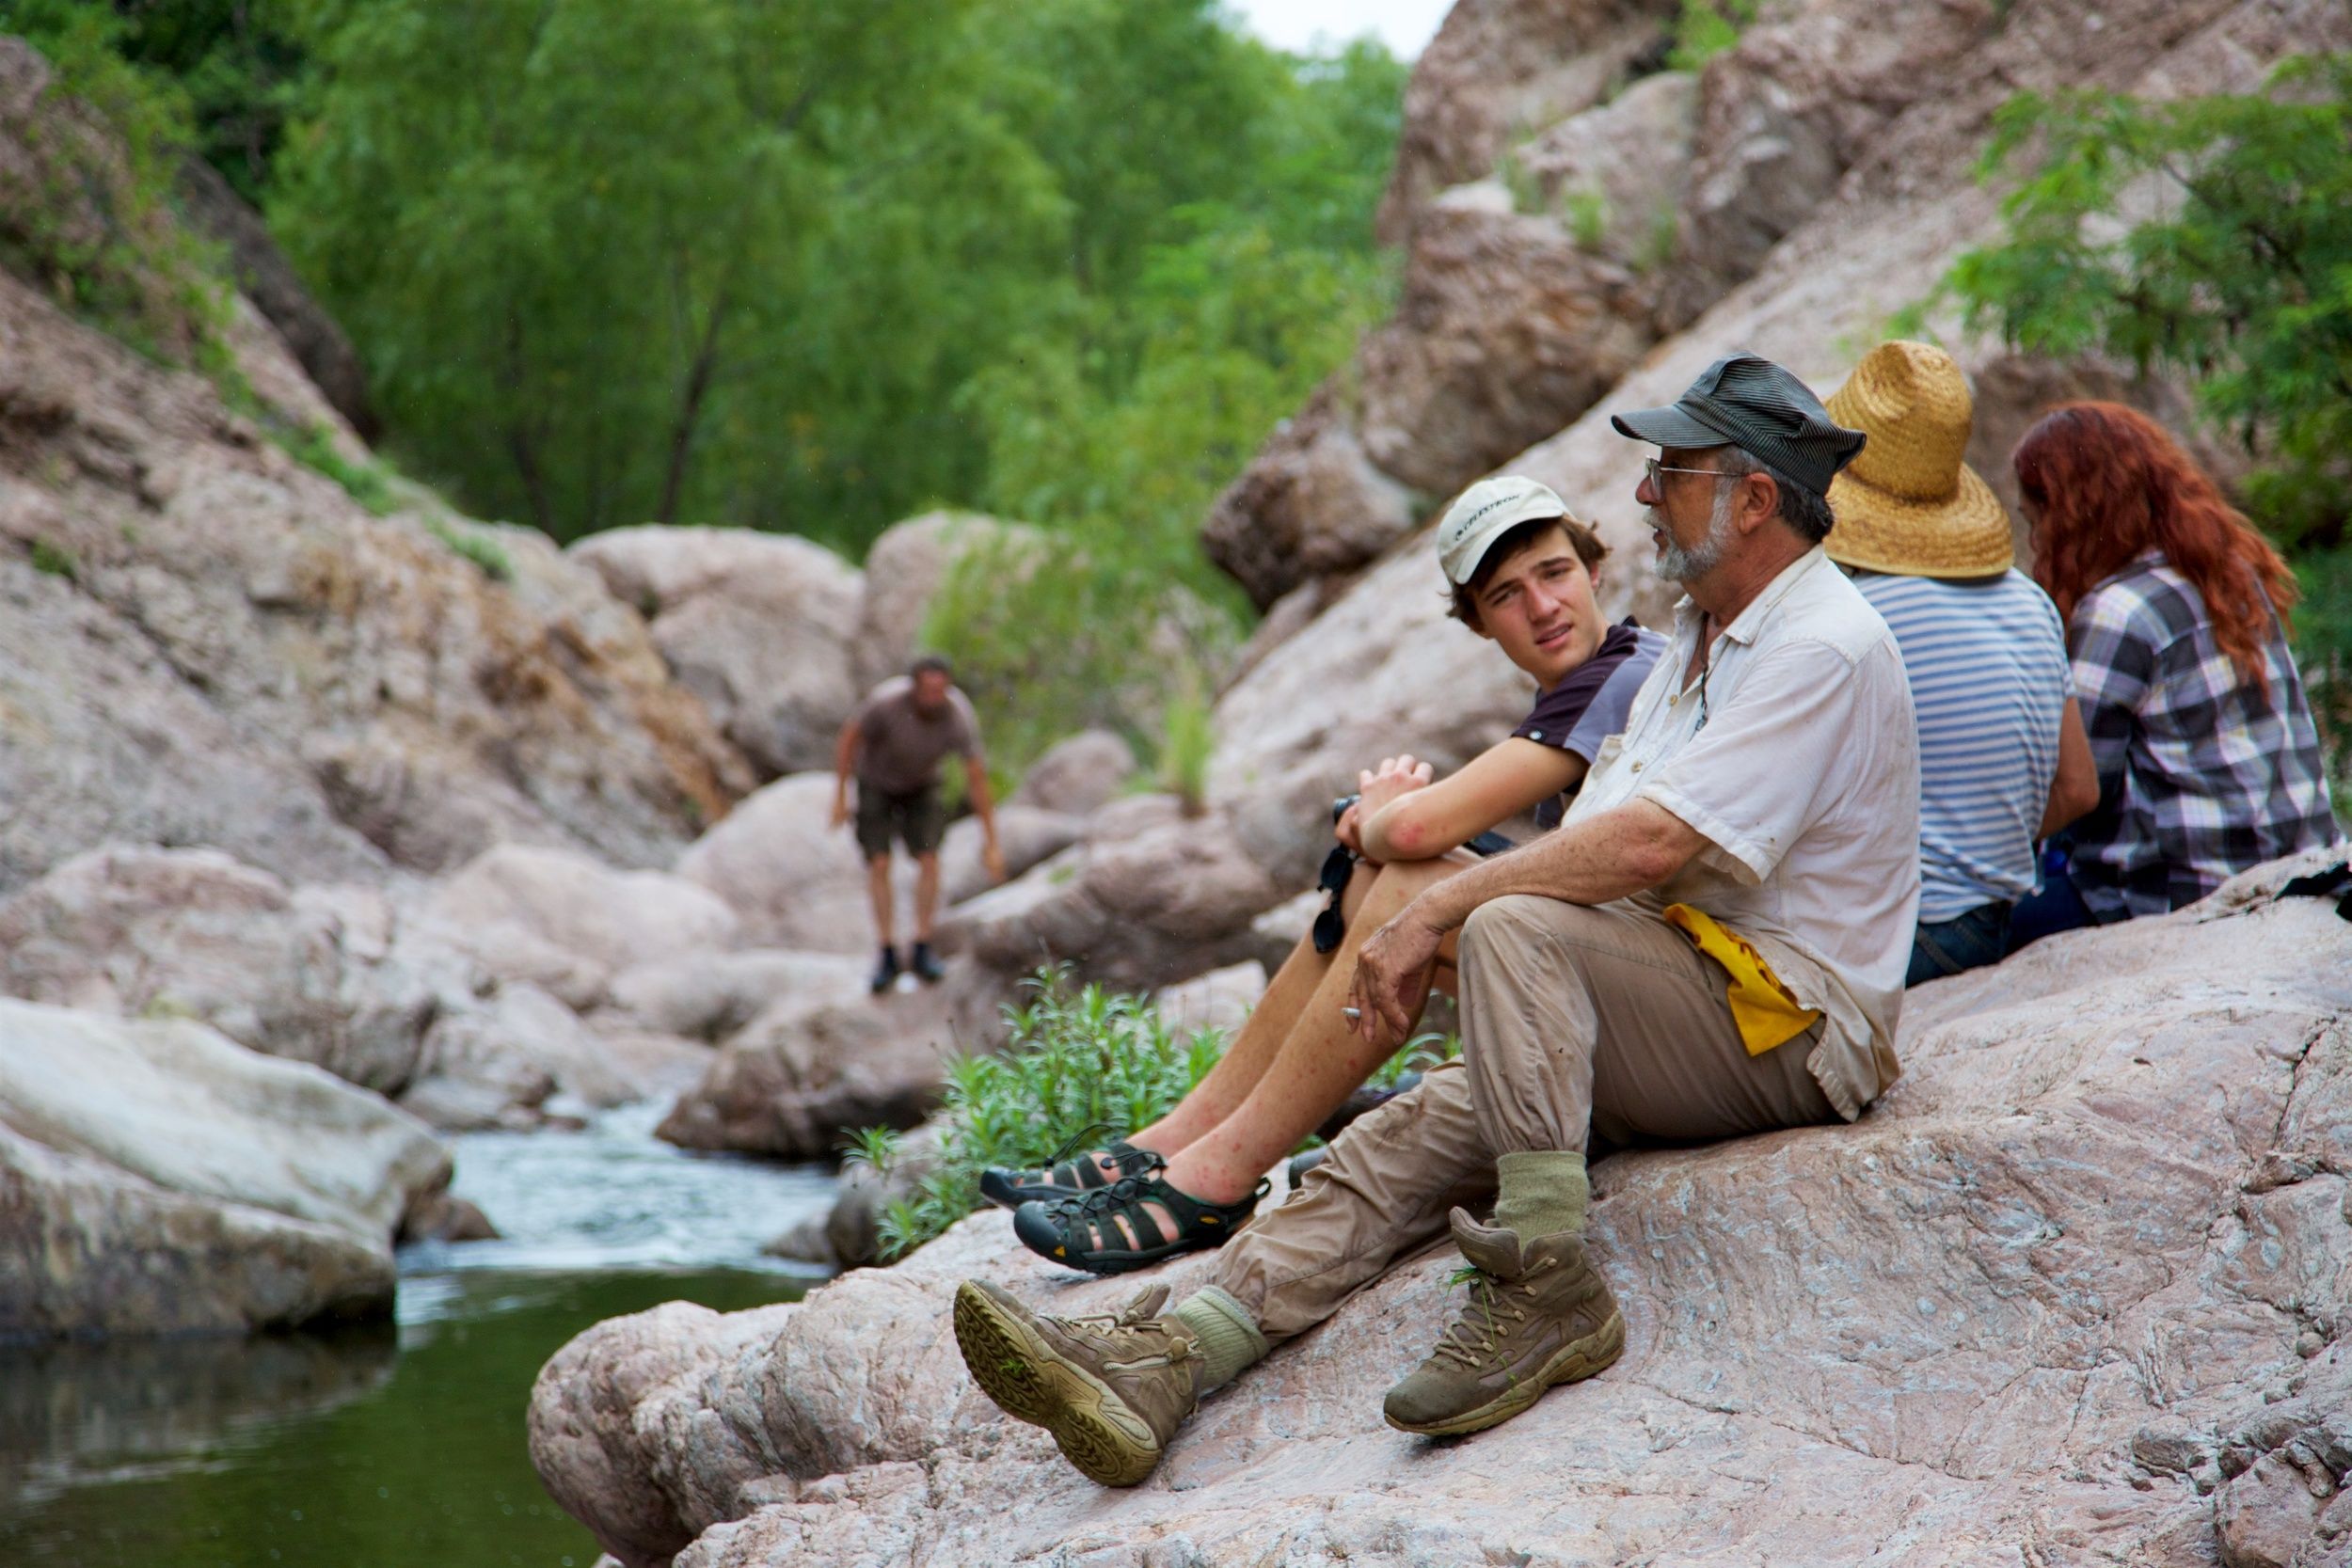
{"left": 1668, "top": 695, "right": 1677, "bottom": 706}
{"left": 1528, "top": 730, "right": 1543, "bottom": 740}
{"left": 1631, "top": 761, "right": 1644, "bottom": 772}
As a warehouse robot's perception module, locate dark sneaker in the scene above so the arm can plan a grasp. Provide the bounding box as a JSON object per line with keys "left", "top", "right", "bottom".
{"left": 868, "top": 946, "right": 901, "bottom": 995}
{"left": 953, "top": 1279, "right": 1200, "bottom": 1487}
{"left": 911, "top": 941, "right": 946, "bottom": 983}
{"left": 1382, "top": 1208, "right": 1625, "bottom": 1437}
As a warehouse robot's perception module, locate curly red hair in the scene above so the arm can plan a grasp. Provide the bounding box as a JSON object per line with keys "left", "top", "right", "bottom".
{"left": 2011, "top": 402, "right": 2296, "bottom": 685}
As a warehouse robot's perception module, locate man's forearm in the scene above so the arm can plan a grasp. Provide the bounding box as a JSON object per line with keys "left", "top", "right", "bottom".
{"left": 1406, "top": 800, "right": 1702, "bottom": 934}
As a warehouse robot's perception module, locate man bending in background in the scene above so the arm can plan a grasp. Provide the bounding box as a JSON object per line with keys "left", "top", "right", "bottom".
{"left": 832, "top": 655, "right": 1005, "bottom": 992}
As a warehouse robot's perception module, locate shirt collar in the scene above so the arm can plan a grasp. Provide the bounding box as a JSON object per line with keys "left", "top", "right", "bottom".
{"left": 1666, "top": 546, "right": 1833, "bottom": 649}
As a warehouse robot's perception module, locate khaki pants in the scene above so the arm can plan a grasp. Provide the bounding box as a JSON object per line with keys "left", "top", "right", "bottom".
{"left": 1207, "top": 895, "right": 1838, "bottom": 1341}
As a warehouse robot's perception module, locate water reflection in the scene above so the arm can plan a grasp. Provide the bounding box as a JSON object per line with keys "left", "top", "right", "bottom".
{"left": 0, "top": 1329, "right": 396, "bottom": 1513}
{"left": 0, "top": 1101, "right": 836, "bottom": 1568}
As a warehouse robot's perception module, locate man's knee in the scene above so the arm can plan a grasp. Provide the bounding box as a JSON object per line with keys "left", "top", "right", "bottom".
{"left": 1459, "top": 894, "right": 1573, "bottom": 965}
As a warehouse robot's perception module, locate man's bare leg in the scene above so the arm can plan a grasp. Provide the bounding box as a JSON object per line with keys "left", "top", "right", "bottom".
{"left": 866, "top": 856, "right": 896, "bottom": 950}
{"left": 1073, "top": 853, "right": 1470, "bottom": 1243}
{"left": 913, "top": 851, "right": 942, "bottom": 943}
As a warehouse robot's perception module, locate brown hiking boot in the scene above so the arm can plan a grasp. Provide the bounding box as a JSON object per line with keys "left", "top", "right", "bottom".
{"left": 1382, "top": 1207, "right": 1626, "bottom": 1437}
{"left": 953, "top": 1279, "right": 1201, "bottom": 1486}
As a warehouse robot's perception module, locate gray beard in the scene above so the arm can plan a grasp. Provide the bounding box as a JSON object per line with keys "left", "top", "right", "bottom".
{"left": 1650, "top": 490, "right": 1737, "bottom": 583}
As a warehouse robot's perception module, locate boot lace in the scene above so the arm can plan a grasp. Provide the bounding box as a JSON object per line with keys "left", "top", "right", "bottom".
{"left": 1067, "top": 1291, "right": 1196, "bottom": 1374}
{"left": 1429, "top": 1260, "right": 1556, "bottom": 1371}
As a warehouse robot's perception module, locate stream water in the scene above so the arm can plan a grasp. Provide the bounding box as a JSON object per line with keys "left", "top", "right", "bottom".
{"left": 0, "top": 1102, "right": 836, "bottom": 1568}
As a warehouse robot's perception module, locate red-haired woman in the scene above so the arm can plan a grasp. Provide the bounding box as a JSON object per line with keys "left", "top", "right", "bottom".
{"left": 2007, "top": 402, "right": 2338, "bottom": 947}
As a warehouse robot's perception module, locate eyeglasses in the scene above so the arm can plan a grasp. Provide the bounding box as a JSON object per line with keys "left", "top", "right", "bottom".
{"left": 1645, "top": 458, "right": 1740, "bottom": 490}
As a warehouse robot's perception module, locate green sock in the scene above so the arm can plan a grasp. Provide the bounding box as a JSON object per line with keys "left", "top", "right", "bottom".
{"left": 1170, "top": 1287, "right": 1269, "bottom": 1391}
{"left": 1493, "top": 1150, "right": 1589, "bottom": 1241}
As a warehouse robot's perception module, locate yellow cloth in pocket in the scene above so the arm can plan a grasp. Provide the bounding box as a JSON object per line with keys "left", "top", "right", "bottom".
{"left": 1661, "top": 904, "right": 1821, "bottom": 1056}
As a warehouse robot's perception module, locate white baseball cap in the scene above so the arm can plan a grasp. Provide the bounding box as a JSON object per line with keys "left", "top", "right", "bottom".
{"left": 1436, "top": 476, "right": 1575, "bottom": 585}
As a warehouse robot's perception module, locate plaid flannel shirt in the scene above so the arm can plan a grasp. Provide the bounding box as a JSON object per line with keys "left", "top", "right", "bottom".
{"left": 2067, "top": 554, "right": 2338, "bottom": 918}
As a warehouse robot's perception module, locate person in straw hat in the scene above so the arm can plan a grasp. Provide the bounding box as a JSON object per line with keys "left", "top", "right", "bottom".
{"left": 1820, "top": 341, "right": 2098, "bottom": 983}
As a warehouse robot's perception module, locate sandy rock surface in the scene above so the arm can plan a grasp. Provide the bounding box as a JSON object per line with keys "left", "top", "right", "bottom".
{"left": 0, "top": 998, "right": 454, "bottom": 1337}
{"left": 569, "top": 527, "right": 865, "bottom": 778}
{"left": 532, "top": 858, "right": 2352, "bottom": 1566}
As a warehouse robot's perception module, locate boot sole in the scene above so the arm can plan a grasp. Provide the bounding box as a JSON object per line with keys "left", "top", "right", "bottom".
{"left": 1382, "top": 1308, "right": 1627, "bottom": 1438}
{"left": 952, "top": 1281, "right": 1163, "bottom": 1487}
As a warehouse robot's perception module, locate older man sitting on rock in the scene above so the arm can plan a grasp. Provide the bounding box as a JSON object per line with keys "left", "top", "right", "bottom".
{"left": 951, "top": 352, "right": 1921, "bottom": 1487}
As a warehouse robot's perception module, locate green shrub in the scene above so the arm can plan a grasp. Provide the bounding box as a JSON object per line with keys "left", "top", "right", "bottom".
{"left": 1668, "top": 0, "right": 1759, "bottom": 72}
{"left": 0, "top": 3, "right": 236, "bottom": 372}
{"left": 863, "top": 970, "right": 1450, "bottom": 1260}
{"left": 29, "top": 538, "right": 77, "bottom": 579}
{"left": 1564, "top": 186, "right": 1611, "bottom": 252}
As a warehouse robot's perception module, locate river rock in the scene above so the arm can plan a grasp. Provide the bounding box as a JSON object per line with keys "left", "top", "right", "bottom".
{"left": 1153, "top": 959, "right": 1268, "bottom": 1038}
{"left": 942, "top": 800, "right": 1285, "bottom": 991}
{"left": 568, "top": 527, "right": 864, "bottom": 778}
{"left": 655, "top": 963, "right": 1008, "bottom": 1162}
{"left": 0, "top": 998, "right": 453, "bottom": 1338}
{"left": 850, "top": 512, "right": 1042, "bottom": 695}
{"left": 675, "top": 774, "right": 876, "bottom": 954}
{"left": 532, "top": 851, "right": 2352, "bottom": 1566}
{"left": 603, "top": 950, "right": 870, "bottom": 1044}
{"left": 424, "top": 844, "right": 741, "bottom": 1010}
{"left": 1007, "top": 730, "right": 1136, "bottom": 817}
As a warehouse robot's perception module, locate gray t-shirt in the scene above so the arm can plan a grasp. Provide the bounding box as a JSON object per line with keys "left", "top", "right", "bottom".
{"left": 854, "top": 677, "right": 981, "bottom": 796}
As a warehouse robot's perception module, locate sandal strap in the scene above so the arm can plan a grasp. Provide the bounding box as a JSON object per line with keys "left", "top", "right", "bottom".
{"left": 1052, "top": 1172, "right": 1270, "bottom": 1256}
{"left": 1041, "top": 1135, "right": 1161, "bottom": 1191}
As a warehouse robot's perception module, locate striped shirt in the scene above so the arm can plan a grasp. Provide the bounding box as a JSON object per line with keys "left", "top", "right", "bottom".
{"left": 2067, "top": 554, "right": 2337, "bottom": 918}
{"left": 1853, "top": 570, "right": 2069, "bottom": 924}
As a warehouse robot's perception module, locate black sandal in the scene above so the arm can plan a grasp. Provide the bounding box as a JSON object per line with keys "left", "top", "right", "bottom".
{"left": 977, "top": 1126, "right": 1164, "bottom": 1211}
{"left": 1012, "top": 1171, "right": 1270, "bottom": 1275}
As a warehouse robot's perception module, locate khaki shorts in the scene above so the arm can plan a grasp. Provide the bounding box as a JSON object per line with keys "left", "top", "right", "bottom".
{"left": 855, "top": 784, "right": 946, "bottom": 859}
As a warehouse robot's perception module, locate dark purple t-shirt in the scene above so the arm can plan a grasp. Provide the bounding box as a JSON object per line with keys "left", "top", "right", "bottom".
{"left": 1511, "top": 619, "right": 1667, "bottom": 828}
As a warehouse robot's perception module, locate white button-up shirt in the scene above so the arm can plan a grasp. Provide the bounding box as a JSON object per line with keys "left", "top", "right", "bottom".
{"left": 1567, "top": 546, "right": 1920, "bottom": 1118}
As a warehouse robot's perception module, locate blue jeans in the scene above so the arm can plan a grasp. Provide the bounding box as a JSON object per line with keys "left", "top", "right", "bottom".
{"left": 1906, "top": 900, "right": 2013, "bottom": 986}
{"left": 2006, "top": 870, "right": 2099, "bottom": 953}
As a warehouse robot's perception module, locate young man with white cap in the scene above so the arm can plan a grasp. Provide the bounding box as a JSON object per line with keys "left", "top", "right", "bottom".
{"left": 949, "top": 350, "right": 1920, "bottom": 1487}
{"left": 1819, "top": 341, "right": 2098, "bottom": 981}
{"left": 979, "top": 477, "right": 1664, "bottom": 1275}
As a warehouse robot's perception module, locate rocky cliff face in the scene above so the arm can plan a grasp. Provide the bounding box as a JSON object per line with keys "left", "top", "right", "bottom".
{"left": 528, "top": 854, "right": 2352, "bottom": 1567}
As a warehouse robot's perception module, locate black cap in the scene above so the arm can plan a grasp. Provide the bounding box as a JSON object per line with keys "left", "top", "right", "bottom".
{"left": 1611, "top": 351, "right": 1867, "bottom": 499}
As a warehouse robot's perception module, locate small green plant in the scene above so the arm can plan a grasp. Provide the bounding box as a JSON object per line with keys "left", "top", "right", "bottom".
{"left": 1158, "top": 666, "right": 1215, "bottom": 816}
{"left": 275, "top": 421, "right": 395, "bottom": 515}
{"left": 1563, "top": 186, "right": 1611, "bottom": 252}
{"left": 863, "top": 973, "right": 1461, "bottom": 1260}
{"left": 28, "top": 538, "right": 77, "bottom": 580}
{"left": 1636, "top": 199, "right": 1681, "bottom": 276}
{"left": 1668, "top": 0, "right": 1760, "bottom": 71}
{"left": 871, "top": 969, "right": 1226, "bottom": 1259}
{"left": 1496, "top": 148, "right": 1546, "bottom": 217}
{"left": 1369, "top": 1030, "right": 1459, "bottom": 1090}
{"left": 424, "top": 516, "right": 516, "bottom": 582}
{"left": 839, "top": 1124, "right": 903, "bottom": 1176}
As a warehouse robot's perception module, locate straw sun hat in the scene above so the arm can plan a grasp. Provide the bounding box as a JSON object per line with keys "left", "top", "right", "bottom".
{"left": 1821, "top": 341, "right": 2011, "bottom": 578}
